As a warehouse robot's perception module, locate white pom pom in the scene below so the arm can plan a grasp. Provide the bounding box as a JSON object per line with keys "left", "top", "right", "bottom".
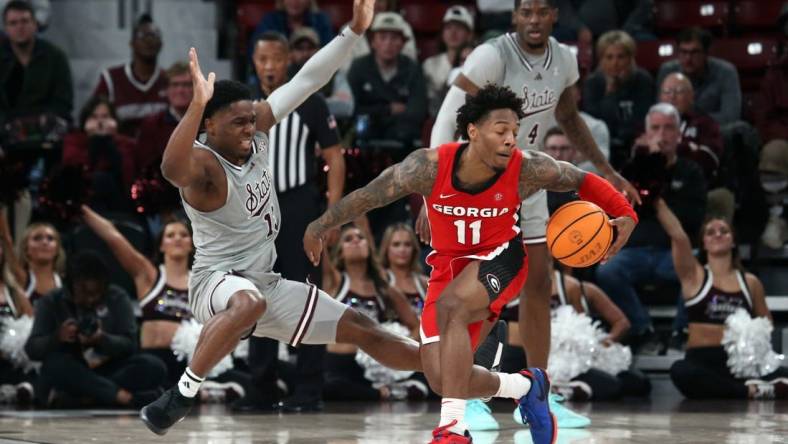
{"left": 355, "top": 322, "right": 415, "bottom": 385}
{"left": 0, "top": 316, "right": 39, "bottom": 373}
{"left": 593, "top": 343, "right": 632, "bottom": 376}
{"left": 722, "top": 308, "right": 785, "bottom": 378}
{"left": 548, "top": 306, "right": 603, "bottom": 383}
{"left": 170, "top": 319, "right": 233, "bottom": 378}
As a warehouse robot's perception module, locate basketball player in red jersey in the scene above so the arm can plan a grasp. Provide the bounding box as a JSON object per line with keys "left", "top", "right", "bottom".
{"left": 304, "top": 85, "right": 637, "bottom": 444}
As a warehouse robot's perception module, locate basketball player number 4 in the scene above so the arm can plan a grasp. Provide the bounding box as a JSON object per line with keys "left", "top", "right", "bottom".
{"left": 454, "top": 220, "right": 481, "bottom": 245}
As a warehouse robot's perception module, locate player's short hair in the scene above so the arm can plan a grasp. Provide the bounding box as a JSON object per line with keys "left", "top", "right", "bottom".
{"left": 514, "top": 0, "right": 557, "bottom": 10}
{"left": 203, "top": 80, "right": 252, "bottom": 121}
{"left": 677, "top": 26, "right": 712, "bottom": 53}
{"left": 456, "top": 84, "right": 525, "bottom": 140}
{"left": 542, "top": 126, "right": 565, "bottom": 146}
{"left": 166, "top": 61, "right": 190, "bottom": 80}
{"left": 255, "top": 31, "right": 289, "bottom": 51}
{"left": 3, "top": 0, "right": 34, "bottom": 22}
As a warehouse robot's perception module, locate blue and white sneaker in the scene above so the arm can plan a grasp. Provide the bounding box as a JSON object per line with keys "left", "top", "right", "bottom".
{"left": 513, "top": 393, "right": 591, "bottom": 429}
{"left": 516, "top": 368, "right": 557, "bottom": 444}
{"left": 464, "top": 398, "right": 499, "bottom": 431}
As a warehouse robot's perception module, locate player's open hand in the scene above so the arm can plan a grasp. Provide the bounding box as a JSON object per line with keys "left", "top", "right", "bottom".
{"left": 415, "top": 205, "right": 431, "bottom": 244}
{"left": 604, "top": 216, "right": 636, "bottom": 262}
{"left": 349, "top": 0, "right": 375, "bottom": 34}
{"left": 189, "top": 47, "right": 215, "bottom": 106}
{"left": 605, "top": 170, "right": 641, "bottom": 206}
{"left": 303, "top": 225, "right": 324, "bottom": 267}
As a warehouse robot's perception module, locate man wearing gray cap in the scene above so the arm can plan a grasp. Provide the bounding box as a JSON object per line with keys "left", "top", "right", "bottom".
{"left": 423, "top": 6, "right": 476, "bottom": 117}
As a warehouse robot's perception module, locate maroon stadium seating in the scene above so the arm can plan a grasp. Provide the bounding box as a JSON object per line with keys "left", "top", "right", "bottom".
{"left": 732, "top": 0, "right": 785, "bottom": 30}
{"left": 401, "top": 3, "right": 449, "bottom": 34}
{"left": 635, "top": 40, "right": 677, "bottom": 73}
{"left": 654, "top": 1, "right": 729, "bottom": 33}
{"left": 710, "top": 37, "right": 778, "bottom": 71}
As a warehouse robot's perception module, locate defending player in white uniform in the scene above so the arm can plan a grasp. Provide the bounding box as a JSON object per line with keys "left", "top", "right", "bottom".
{"left": 424, "top": 0, "right": 639, "bottom": 430}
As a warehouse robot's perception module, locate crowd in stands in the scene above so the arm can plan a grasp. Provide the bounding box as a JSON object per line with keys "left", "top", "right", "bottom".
{"left": 1, "top": 0, "right": 788, "bottom": 409}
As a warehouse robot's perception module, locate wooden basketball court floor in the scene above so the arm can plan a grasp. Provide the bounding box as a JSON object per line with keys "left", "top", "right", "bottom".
{"left": 0, "top": 378, "right": 786, "bottom": 444}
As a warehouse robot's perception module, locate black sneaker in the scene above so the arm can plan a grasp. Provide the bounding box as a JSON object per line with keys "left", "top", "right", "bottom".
{"left": 474, "top": 320, "right": 507, "bottom": 371}
{"left": 132, "top": 388, "right": 164, "bottom": 409}
{"left": 140, "top": 387, "right": 196, "bottom": 436}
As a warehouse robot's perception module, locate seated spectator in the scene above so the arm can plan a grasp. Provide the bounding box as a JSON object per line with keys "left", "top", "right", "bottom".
{"left": 250, "top": 0, "right": 334, "bottom": 50}
{"left": 658, "top": 73, "right": 723, "bottom": 186}
{"left": 551, "top": 0, "right": 654, "bottom": 42}
{"left": 1, "top": 220, "right": 63, "bottom": 305}
{"left": 379, "top": 223, "right": 427, "bottom": 313}
{"left": 135, "top": 61, "right": 192, "bottom": 176}
{"left": 287, "top": 27, "right": 354, "bottom": 119}
{"left": 93, "top": 14, "right": 168, "bottom": 137}
{"left": 62, "top": 97, "right": 136, "bottom": 212}
{"left": 343, "top": 0, "right": 418, "bottom": 73}
{"left": 754, "top": 10, "right": 788, "bottom": 144}
{"left": 759, "top": 140, "right": 788, "bottom": 249}
{"left": 656, "top": 200, "right": 788, "bottom": 399}
{"left": 79, "top": 206, "right": 248, "bottom": 399}
{"left": 0, "top": 0, "right": 72, "bottom": 137}
{"left": 656, "top": 27, "right": 741, "bottom": 126}
{"left": 499, "top": 259, "right": 651, "bottom": 401}
{"left": 322, "top": 225, "right": 424, "bottom": 402}
{"left": 0, "top": 207, "right": 35, "bottom": 407}
{"left": 422, "top": 6, "right": 475, "bottom": 117}
{"left": 597, "top": 103, "right": 706, "bottom": 354}
{"left": 24, "top": 251, "right": 167, "bottom": 408}
{"left": 582, "top": 30, "right": 654, "bottom": 168}
{"left": 347, "top": 12, "right": 427, "bottom": 149}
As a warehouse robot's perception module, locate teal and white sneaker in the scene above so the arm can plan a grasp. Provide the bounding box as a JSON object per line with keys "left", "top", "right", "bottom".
{"left": 464, "top": 398, "right": 499, "bottom": 431}
{"left": 512, "top": 393, "right": 590, "bottom": 429}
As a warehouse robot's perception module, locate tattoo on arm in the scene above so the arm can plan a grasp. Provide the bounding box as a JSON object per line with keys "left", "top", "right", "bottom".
{"left": 519, "top": 151, "right": 586, "bottom": 198}
{"left": 555, "top": 88, "right": 610, "bottom": 173}
{"left": 312, "top": 149, "right": 437, "bottom": 233}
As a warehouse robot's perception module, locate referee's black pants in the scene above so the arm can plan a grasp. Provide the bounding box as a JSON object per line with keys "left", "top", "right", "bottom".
{"left": 247, "top": 185, "right": 326, "bottom": 404}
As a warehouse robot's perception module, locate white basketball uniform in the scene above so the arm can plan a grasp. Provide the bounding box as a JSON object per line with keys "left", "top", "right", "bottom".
{"left": 182, "top": 132, "right": 347, "bottom": 346}
{"left": 462, "top": 34, "right": 579, "bottom": 244}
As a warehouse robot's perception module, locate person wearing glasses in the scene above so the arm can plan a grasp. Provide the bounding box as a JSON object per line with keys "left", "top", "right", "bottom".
{"left": 656, "top": 27, "right": 741, "bottom": 126}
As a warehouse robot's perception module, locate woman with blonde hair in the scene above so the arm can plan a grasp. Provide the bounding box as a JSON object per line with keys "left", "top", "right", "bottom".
{"left": 2, "top": 218, "right": 64, "bottom": 305}
{"left": 582, "top": 29, "right": 655, "bottom": 167}
{"left": 322, "top": 224, "right": 424, "bottom": 401}
{"left": 379, "top": 223, "right": 428, "bottom": 314}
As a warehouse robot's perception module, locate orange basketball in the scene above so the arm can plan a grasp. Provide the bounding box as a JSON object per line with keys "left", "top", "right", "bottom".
{"left": 546, "top": 201, "right": 613, "bottom": 268}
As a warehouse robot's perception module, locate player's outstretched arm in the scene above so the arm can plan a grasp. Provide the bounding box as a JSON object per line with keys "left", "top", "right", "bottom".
{"left": 161, "top": 48, "right": 214, "bottom": 188}
{"left": 255, "top": 0, "right": 373, "bottom": 133}
{"left": 520, "top": 151, "right": 638, "bottom": 260}
{"left": 303, "top": 148, "right": 437, "bottom": 265}
{"left": 554, "top": 87, "right": 641, "bottom": 205}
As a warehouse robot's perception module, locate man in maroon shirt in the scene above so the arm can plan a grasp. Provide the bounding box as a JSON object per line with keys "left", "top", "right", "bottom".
{"left": 93, "top": 14, "right": 167, "bottom": 137}
{"left": 658, "top": 72, "right": 723, "bottom": 187}
{"left": 134, "top": 61, "right": 192, "bottom": 176}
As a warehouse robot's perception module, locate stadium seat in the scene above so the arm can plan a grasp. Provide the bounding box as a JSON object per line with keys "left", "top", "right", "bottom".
{"left": 654, "top": 1, "right": 728, "bottom": 33}
{"left": 401, "top": 3, "right": 449, "bottom": 34}
{"left": 635, "top": 40, "right": 677, "bottom": 73}
{"left": 417, "top": 36, "right": 441, "bottom": 61}
{"left": 321, "top": 0, "right": 353, "bottom": 32}
{"left": 709, "top": 37, "right": 778, "bottom": 72}
{"left": 732, "top": 0, "right": 785, "bottom": 30}
{"left": 236, "top": 1, "right": 275, "bottom": 55}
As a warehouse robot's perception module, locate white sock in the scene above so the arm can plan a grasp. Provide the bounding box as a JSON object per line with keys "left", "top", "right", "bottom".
{"left": 177, "top": 367, "right": 204, "bottom": 398}
{"left": 494, "top": 372, "right": 532, "bottom": 399}
{"left": 439, "top": 398, "right": 467, "bottom": 434}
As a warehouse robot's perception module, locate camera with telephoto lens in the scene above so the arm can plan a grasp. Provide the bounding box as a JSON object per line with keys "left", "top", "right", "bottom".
{"left": 77, "top": 312, "right": 99, "bottom": 336}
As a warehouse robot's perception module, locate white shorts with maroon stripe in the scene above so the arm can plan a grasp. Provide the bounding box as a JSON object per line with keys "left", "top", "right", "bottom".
{"left": 519, "top": 189, "right": 548, "bottom": 245}
{"left": 189, "top": 269, "right": 347, "bottom": 346}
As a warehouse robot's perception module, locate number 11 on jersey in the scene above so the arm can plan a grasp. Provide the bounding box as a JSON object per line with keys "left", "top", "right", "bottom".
{"left": 454, "top": 219, "right": 481, "bottom": 245}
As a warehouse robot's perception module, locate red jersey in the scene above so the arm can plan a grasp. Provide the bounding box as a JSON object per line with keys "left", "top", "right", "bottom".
{"left": 425, "top": 142, "right": 523, "bottom": 257}
{"left": 94, "top": 63, "right": 168, "bottom": 137}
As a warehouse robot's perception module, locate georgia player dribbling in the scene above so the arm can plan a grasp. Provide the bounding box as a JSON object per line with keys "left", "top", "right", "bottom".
{"left": 423, "top": 0, "right": 640, "bottom": 428}
{"left": 304, "top": 85, "right": 637, "bottom": 444}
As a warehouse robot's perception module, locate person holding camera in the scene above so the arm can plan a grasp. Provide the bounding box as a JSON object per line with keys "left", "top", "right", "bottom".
{"left": 24, "top": 250, "right": 166, "bottom": 408}
{"left": 596, "top": 103, "right": 706, "bottom": 355}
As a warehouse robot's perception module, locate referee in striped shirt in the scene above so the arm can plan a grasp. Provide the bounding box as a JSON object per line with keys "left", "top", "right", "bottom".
{"left": 235, "top": 31, "right": 346, "bottom": 413}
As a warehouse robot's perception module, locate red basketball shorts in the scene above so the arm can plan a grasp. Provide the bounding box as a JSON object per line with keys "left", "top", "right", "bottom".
{"left": 420, "top": 235, "right": 528, "bottom": 349}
